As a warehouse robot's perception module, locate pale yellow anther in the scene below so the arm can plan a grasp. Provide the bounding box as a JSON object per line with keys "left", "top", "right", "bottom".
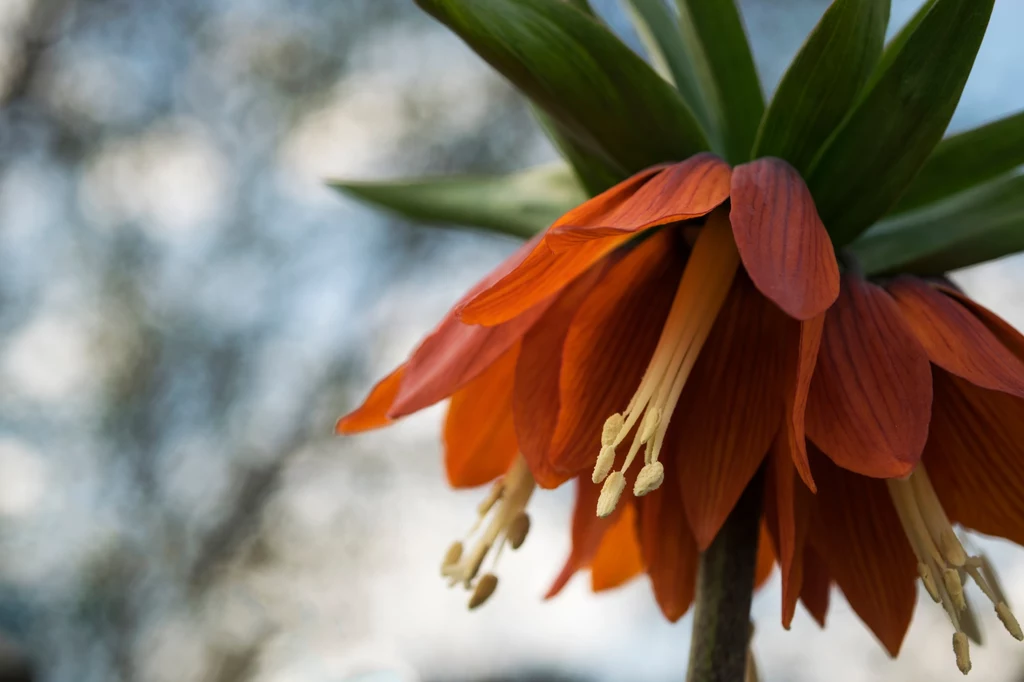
{"left": 941, "top": 529, "right": 967, "bottom": 567}
{"left": 634, "top": 461, "right": 665, "bottom": 497}
{"left": 953, "top": 632, "right": 971, "bottom": 675}
{"left": 597, "top": 471, "right": 626, "bottom": 518}
{"left": 997, "top": 603, "right": 1023, "bottom": 641}
{"left": 590, "top": 211, "right": 739, "bottom": 520}
{"left": 639, "top": 408, "right": 661, "bottom": 445}
{"left": 944, "top": 568, "right": 966, "bottom": 612}
{"left": 507, "top": 512, "right": 530, "bottom": 550}
{"left": 602, "top": 414, "right": 624, "bottom": 447}
{"left": 441, "top": 541, "right": 463, "bottom": 575}
{"left": 918, "top": 563, "right": 940, "bottom": 603}
{"left": 593, "top": 446, "right": 616, "bottom": 484}
{"left": 468, "top": 573, "right": 498, "bottom": 609}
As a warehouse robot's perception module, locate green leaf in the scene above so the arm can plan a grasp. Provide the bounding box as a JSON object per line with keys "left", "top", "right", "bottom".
{"left": 563, "top": 0, "right": 596, "bottom": 15}
{"left": 676, "top": 0, "right": 764, "bottom": 163}
{"left": 330, "top": 163, "right": 586, "bottom": 239}
{"left": 753, "top": 0, "right": 890, "bottom": 175}
{"left": 622, "top": 0, "right": 718, "bottom": 141}
{"left": 533, "top": 106, "right": 623, "bottom": 195}
{"left": 416, "top": 0, "right": 710, "bottom": 174}
{"left": 806, "top": 0, "right": 995, "bottom": 247}
{"left": 850, "top": 173, "right": 1024, "bottom": 276}
{"left": 893, "top": 110, "right": 1024, "bottom": 213}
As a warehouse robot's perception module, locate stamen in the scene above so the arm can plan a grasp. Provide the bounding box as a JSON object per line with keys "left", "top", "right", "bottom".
{"left": 597, "top": 471, "right": 626, "bottom": 517}
{"left": 591, "top": 209, "right": 739, "bottom": 517}
{"left": 440, "top": 455, "right": 535, "bottom": 609}
{"left": 918, "top": 563, "right": 940, "bottom": 603}
{"left": 997, "top": 603, "right": 1024, "bottom": 641}
{"left": 634, "top": 461, "right": 664, "bottom": 497}
{"left": 592, "top": 445, "right": 616, "bottom": 484}
{"left": 953, "top": 632, "right": 971, "bottom": 675}
{"left": 469, "top": 574, "right": 498, "bottom": 609}
{"left": 889, "top": 464, "right": 1024, "bottom": 672}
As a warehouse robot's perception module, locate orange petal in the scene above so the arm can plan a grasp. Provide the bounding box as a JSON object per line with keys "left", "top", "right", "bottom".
{"left": 805, "top": 274, "right": 932, "bottom": 478}
{"left": 925, "top": 371, "right": 1024, "bottom": 546}
{"left": 443, "top": 345, "right": 519, "bottom": 488}
{"left": 799, "top": 544, "right": 831, "bottom": 628}
{"left": 764, "top": 440, "right": 813, "bottom": 628}
{"left": 637, "top": 475, "right": 699, "bottom": 621}
{"left": 462, "top": 155, "right": 730, "bottom": 327}
{"left": 807, "top": 449, "right": 917, "bottom": 656}
{"left": 336, "top": 365, "right": 406, "bottom": 434}
{"left": 936, "top": 285, "right": 1024, "bottom": 362}
{"left": 389, "top": 236, "right": 553, "bottom": 417}
{"left": 515, "top": 264, "right": 611, "bottom": 489}
{"left": 546, "top": 475, "right": 628, "bottom": 598}
{"left": 590, "top": 502, "right": 644, "bottom": 592}
{"left": 754, "top": 521, "right": 777, "bottom": 589}
{"left": 547, "top": 153, "right": 732, "bottom": 247}
{"left": 891, "top": 277, "right": 1024, "bottom": 399}
{"left": 547, "top": 230, "right": 682, "bottom": 474}
{"left": 729, "top": 158, "right": 839, "bottom": 320}
{"left": 672, "top": 275, "right": 787, "bottom": 549}
{"left": 779, "top": 314, "right": 825, "bottom": 491}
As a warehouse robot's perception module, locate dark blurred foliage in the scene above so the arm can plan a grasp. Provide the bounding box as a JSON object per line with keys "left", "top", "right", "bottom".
{"left": 0, "top": 0, "right": 544, "bottom": 680}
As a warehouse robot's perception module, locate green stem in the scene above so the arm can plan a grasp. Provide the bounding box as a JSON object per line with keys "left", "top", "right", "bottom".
{"left": 686, "top": 469, "right": 764, "bottom": 682}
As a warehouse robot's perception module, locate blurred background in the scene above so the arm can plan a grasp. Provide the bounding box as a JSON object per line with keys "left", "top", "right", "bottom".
{"left": 0, "top": 0, "right": 1023, "bottom": 680}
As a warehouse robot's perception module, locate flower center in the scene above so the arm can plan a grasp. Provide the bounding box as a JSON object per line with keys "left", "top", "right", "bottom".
{"left": 888, "top": 465, "right": 1023, "bottom": 674}
{"left": 440, "top": 454, "right": 535, "bottom": 609}
{"left": 592, "top": 210, "right": 739, "bottom": 517}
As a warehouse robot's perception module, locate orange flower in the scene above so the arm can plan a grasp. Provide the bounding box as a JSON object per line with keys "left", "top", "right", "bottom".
{"left": 338, "top": 153, "right": 1024, "bottom": 673}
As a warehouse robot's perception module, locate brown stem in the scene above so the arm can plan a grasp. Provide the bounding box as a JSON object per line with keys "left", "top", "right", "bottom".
{"left": 686, "top": 469, "right": 764, "bottom": 682}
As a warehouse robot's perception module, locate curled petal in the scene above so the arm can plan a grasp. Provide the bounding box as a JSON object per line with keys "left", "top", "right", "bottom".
{"left": 935, "top": 282, "right": 1024, "bottom": 366}
{"left": 764, "top": 440, "right": 813, "bottom": 628}
{"left": 672, "top": 275, "right": 787, "bottom": 549}
{"left": 806, "top": 274, "right": 932, "bottom": 478}
{"left": 638, "top": 475, "right": 699, "bottom": 622}
{"left": 590, "top": 503, "right": 644, "bottom": 592}
{"left": 390, "top": 235, "right": 552, "bottom": 417}
{"left": 890, "top": 277, "right": 1024, "bottom": 398}
{"left": 778, "top": 314, "right": 825, "bottom": 491}
{"left": 807, "top": 449, "right": 917, "bottom": 656}
{"left": 548, "top": 153, "right": 732, "bottom": 246}
{"left": 926, "top": 371, "right": 1024, "bottom": 547}
{"left": 546, "top": 476, "right": 628, "bottom": 598}
{"left": 729, "top": 158, "right": 839, "bottom": 320}
{"left": 336, "top": 365, "right": 405, "bottom": 434}
{"left": 443, "top": 346, "right": 519, "bottom": 488}
{"left": 463, "top": 155, "right": 730, "bottom": 326}
{"left": 515, "top": 265, "right": 611, "bottom": 489}
{"left": 800, "top": 545, "right": 831, "bottom": 628}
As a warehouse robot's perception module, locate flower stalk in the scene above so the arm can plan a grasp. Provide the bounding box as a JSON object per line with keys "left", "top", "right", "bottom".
{"left": 687, "top": 469, "right": 764, "bottom": 682}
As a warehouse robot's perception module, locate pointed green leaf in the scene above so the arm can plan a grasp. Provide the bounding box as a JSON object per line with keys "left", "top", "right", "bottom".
{"left": 893, "top": 111, "right": 1024, "bottom": 213}
{"left": 563, "top": 0, "right": 596, "bottom": 15}
{"left": 533, "top": 106, "right": 623, "bottom": 195}
{"left": 330, "top": 164, "right": 586, "bottom": 239}
{"left": 753, "top": 0, "right": 890, "bottom": 175}
{"left": 676, "top": 0, "right": 763, "bottom": 163}
{"left": 806, "top": 0, "right": 995, "bottom": 247}
{"left": 622, "top": 0, "right": 717, "bottom": 141}
{"left": 416, "top": 0, "right": 710, "bottom": 174}
{"left": 851, "top": 173, "right": 1024, "bottom": 276}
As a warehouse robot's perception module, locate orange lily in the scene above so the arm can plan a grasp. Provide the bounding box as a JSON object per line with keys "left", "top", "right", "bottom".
{"left": 338, "top": 153, "right": 1024, "bottom": 674}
